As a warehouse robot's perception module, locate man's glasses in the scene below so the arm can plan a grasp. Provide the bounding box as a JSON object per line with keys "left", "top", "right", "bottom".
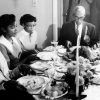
{"left": 74, "top": 15, "right": 84, "bottom": 20}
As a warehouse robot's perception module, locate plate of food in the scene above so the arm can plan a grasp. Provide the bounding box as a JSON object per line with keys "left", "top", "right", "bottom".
{"left": 55, "top": 66, "right": 68, "bottom": 73}
{"left": 57, "top": 48, "right": 66, "bottom": 56}
{"left": 43, "top": 46, "right": 55, "bottom": 51}
{"left": 37, "top": 52, "right": 53, "bottom": 60}
{"left": 17, "top": 75, "right": 45, "bottom": 94}
{"left": 91, "top": 76, "right": 100, "bottom": 85}
{"left": 37, "top": 52, "right": 59, "bottom": 61}
{"left": 41, "top": 81, "right": 68, "bottom": 100}
{"left": 30, "top": 61, "right": 50, "bottom": 71}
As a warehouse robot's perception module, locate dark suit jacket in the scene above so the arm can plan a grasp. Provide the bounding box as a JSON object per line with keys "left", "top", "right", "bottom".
{"left": 58, "top": 20, "right": 98, "bottom": 47}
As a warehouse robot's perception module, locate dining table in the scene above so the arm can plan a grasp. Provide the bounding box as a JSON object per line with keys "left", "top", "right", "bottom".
{"left": 17, "top": 44, "right": 100, "bottom": 100}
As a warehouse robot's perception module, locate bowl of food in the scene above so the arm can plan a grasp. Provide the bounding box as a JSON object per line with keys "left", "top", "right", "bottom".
{"left": 41, "top": 81, "right": 68, "bottom": 100}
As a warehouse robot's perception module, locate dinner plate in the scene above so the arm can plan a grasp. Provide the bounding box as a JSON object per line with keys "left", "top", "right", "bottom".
{"left": 17, "top": 75, "right": 45, "bottom": 94}
{"left": 37, "top": 52, "right": 59, "bottom": 61}
{"left": 41, "top": 81, "right": 68, "bottom": 99}
{"left": 37, "top": 52, "right": 53, "bottom": 60}
{"left": 93, "top": 64, "right": 100, "bottom": 72}
{"left": 30, "top": 61, "right": 50, "bottom": 71}
{"left": 43, "top": 46, "right": 55, "bottom": 51}
{"left": 91, "top": 76, "right": 100, "bottom": 85}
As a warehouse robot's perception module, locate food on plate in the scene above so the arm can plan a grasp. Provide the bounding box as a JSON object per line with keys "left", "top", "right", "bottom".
{"left": 57, "top": 48, "right": 66, "bottom": 55}
{"left": 44, "top": 67, "right": 65, "bottom": 80}
{"left": 44, "top": 68, "right": 55, "bottom": 78}
{"left": 53, "top": 71, "right": 65, "bottom": 80}
{"left": 91, "top": 76, "right": 100, "bottom": 85}
{"left": 17, "top": 75, "right": 45, "bottom": 94}
{"left": 43, "top": 46, "right": 55, "bottom": 51}
{"left": 55, "top": 66, "right": 67, "bottom": 73}
{"left": 37, "top": 52, "right": 52, "bottom": 60}
{"left": 41, "top": 81, "right": 68, "bottom": 99}
{"left": 43, "top": 45, "right": 64, "bottom": 52}
{"left": 30, "top": 61, "right": 50, "bottom": 71}
{"left": 37, "top": 52, "right": 60, "bottom": 61}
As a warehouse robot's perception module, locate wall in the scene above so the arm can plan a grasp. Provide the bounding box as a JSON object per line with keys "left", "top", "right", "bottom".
{"left": 36, "top": 0, "right": 53, "bottom": 48}
{"left": 90, "top": 0, "right": 100, "bottom": 40}
{"left": 0, "top": 0, "right": 53, "bottom": 49}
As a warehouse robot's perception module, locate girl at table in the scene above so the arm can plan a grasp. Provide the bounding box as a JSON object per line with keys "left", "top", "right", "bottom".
{"left": 0, "top": 14, "right": 36, "bottom": 83}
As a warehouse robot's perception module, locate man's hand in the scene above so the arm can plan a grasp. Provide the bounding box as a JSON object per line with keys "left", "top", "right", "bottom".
{"left": 69, "top": 46, "right": 81, "bottom": 52}
{"left": 18, "top": 64, "right": 36, "bottom": 76}
{"left": 66, "top": 40, "right": 72, "bottom": 48}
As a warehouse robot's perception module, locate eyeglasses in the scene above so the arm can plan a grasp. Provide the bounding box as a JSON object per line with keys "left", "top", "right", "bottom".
{"left": 74, "top": 15, "right": 84, "bottom": 20}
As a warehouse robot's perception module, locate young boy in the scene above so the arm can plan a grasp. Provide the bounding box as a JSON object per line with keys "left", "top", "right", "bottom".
{"left": 16, "top": 14, "right": 39, "bottom": 63}
{"left": 16, "top": 14, "right": 37, "bottom": 51}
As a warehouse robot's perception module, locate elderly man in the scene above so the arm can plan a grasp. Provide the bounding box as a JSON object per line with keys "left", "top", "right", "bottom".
{"left": 58, "top": 5, "right": 99, "bottom": 61}
{"left": 59, "top": 5, "right": 98, "bottom": 48}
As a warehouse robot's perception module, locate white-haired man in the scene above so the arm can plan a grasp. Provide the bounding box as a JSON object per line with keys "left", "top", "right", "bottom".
{"left": 59, "top": 5, "right": 98, "bottom": 48}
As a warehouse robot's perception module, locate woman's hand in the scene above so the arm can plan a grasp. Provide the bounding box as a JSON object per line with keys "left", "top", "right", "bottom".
{"left": 18, "top": 64, "right": 36, "bottom": 76}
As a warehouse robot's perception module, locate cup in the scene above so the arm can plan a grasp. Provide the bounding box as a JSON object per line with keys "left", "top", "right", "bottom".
{"left": 51, "top": 41, "right": 58, "bottom": 47}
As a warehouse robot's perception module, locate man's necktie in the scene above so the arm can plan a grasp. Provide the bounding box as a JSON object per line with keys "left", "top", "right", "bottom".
{"left": 76, "top": 25, "right": 79, "bottom": 35}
